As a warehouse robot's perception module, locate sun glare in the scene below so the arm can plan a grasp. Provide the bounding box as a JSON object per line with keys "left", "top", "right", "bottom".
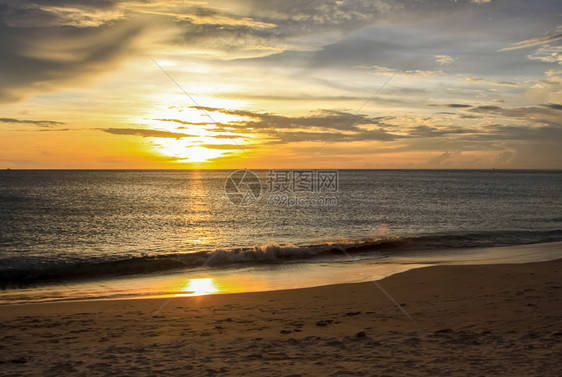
{"left": 182, "top": 278, "right": 218, "bottom": 296}
{"left": 142, "top": 103, "right": 246, "bottom": 164}
{"left": 154, "top": 140, "right": 227, "bottom": 162}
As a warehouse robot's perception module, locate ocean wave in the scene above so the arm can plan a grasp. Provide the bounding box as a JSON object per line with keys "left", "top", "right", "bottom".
{"left": 1, "top": 229, "right": 561, "bottom": 288}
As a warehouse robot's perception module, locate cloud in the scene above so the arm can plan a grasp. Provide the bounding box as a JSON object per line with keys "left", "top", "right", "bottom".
{"left": 196, "top": 144, "right": 247, "bottom": 150}
{"left": 526, "top": 69, "right": 562, "bottom": 103}
{"left": 477, "top": 123, "right": 562, "bottom": 141}
{"left": 363, "top": 65, "right": 442, "bottom": 78}
{"left": 176, "top": 106, "right": 402, "bottom": 145}
{"left": 408, "top": 125, "right": 480, "bottom": 138}
{"left": 427, "top": 150, "right": 462, "bottom": 165}
{"left": 264, "top": 129, "right": 398, "bottom": 144}
{"left": 499, "top": 25, "right": 562, "bottom": 51}
{"left": 163, "top": 0, "right": 474, "bottom": 61}
{"left": 0, "top": 17, "right": 146, "bottom": 102}
{"left": 189, "top": 106, "right": 391, "bottom": 132}
{"left": 434, "top": 55, "right": 455, "bottom": 65}
{"left": 466, "top": 77, "right": 518, "bottom": 87}
{"left": 0, "top": 0, "right": 283, "bottom": 102}
{"left": 429, "top": 103, "right": 472, "bottom": 108}
{"left": 0, "top": 0, "right": 449, "bottom": 102}
{"left": 177, "top": 104, "right": 561, "bottom": 152}
{"left": 153, "top": 119, "right": 215, "bottom": 126}
{"left": 542, "top": 103, "right": 562, "bottom": 110}
{"left": 159, "top": 13, "right": 275, "bottom": 29}
{"left": 527, "top": 45, "right": 562, "bottom": 65}
{"left": 494, "top": 150, "right": 514, "bottom": 163}
{"left": 466, "top": 104, "right": 562, "bottom": 126}
{"left": 0, "top": 117, "right": 65, "bottom": 127}
{"left": 209, "top": 133, "right": 248, "bottom": 139}
{"left": 0, "top": 1, "right": 125, "bottom": 28}
{"left": 469, "top": 106, "right": 503, "bottom": 112}
{"left": 0, "top": 1, "right": 273, "bottom": 29}
{"left": 100, "top": 128, "right": 195, "bottom": 139}
{"left": 1, "top": 0, "right": 556, "bottom": 104}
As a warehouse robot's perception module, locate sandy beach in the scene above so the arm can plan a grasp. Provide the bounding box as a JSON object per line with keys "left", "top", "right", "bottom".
{"left": 1, "top": 258, "right": 561, "bottom": 376}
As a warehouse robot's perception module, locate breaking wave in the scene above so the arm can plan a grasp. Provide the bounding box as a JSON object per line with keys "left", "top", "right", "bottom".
{"left": 2, "top": 229, "right": 561, "bottom": 288}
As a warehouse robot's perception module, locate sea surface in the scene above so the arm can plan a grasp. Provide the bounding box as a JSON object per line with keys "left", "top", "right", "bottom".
{"left": 1, "top": 169, "right": 561, "bottom": 303}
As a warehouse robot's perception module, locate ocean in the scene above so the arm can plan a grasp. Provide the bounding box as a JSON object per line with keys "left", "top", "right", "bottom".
{"left": 1, "top": 169, "right": 561, "bottom": 303}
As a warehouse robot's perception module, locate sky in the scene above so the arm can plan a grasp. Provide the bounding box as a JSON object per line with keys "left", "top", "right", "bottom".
{"left": 0, "top": 0, "right": 561, "bottom": 169}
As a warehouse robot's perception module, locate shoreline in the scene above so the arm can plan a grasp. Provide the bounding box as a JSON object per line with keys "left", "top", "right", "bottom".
{"left": 1, "top": 257, "right": 561, "bottom": 376}
{"left": 2, "top": 240, "right": 561, "bottom": 305}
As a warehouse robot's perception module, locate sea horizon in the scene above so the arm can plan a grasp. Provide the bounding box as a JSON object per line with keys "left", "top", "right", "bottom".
{"left": 4, "top": 168, "right": 562, "bottom": 171}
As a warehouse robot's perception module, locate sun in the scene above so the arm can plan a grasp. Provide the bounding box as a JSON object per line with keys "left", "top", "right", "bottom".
{"left": 156, "top": 139, "right": 227, "bottom": 162}
{"left": 142, "top": 104, "right": 245, "bottom": 164}
{"left": 182, "top": 278, "right": 218, "bottom": 296}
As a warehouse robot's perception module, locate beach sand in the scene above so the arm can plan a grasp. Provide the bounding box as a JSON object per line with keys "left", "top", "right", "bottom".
{"left": 1, "top": 258, "right": 561, "bottom": 376}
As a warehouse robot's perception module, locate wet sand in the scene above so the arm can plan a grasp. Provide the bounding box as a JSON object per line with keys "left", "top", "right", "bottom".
{"left": 1, "top": 258, "right": 561, "bottom": 376}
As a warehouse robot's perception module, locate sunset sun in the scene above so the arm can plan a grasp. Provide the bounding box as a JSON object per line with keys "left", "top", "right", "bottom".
{"left": 155, "top": 140, "right": 227, "bottom": 163}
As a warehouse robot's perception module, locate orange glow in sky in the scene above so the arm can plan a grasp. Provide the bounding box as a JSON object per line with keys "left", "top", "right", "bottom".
{"left": 0, "top": 1, "right": 560, "bottom": 169}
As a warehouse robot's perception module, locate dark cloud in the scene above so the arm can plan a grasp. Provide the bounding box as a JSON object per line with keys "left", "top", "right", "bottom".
{"left": 36, "top": 128, "right": 71, "bottom": 132}
{"left": 0, "top": 1, "right": 122, "bottom": 28}
{"left": 234, "top": 0, "right": 561, "bottom": 80}
{"left": 0, "top": 0, "right": 156, "bottom": 102}
{"left": 429, "top": 103, "right": 473, "bottom": 108}
{"left": 0, "top": 117, "right": 65, "bottom": 127}
{"left": 179, "top": 103, "right": 562, "bottom": 149}
{"left": 184, "top": 106, "right": 400, "bottom": 144}
{"left": 100, "top": 128, "right": 195, "bottom": 139}
{"left": 184, "top": 0, "right": 452, "bottom": 59}
{"left": 470, "top": 106, "right": 503, "bottom": 112}
{"left": 2, "top": 0, "right": 560, "bottom": 104}
{"left": 154, "top": 118, "right": 250, "bottom": 138}
{"left": 189, "top": 106, "right": 390, "bottom": 132}
{"left": 0, "top": 19, "right": 145, "bottom": 102}
{"left": 103, "top": 100, "right": 562, "bottom": 153}
{"left": 468, "top": 104, "right": 562, "bottom": 124}
{"left": 542, "top": 103, "right": 562, "bottom": 110}
{"left": 408, "top": 125, "right": 480, "bottom": 138}
{"left": 478, "top": 124, "right": 562, "bottom": 141}
{"left": 263, "top": 129, "right": 398, "bottom": 144}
